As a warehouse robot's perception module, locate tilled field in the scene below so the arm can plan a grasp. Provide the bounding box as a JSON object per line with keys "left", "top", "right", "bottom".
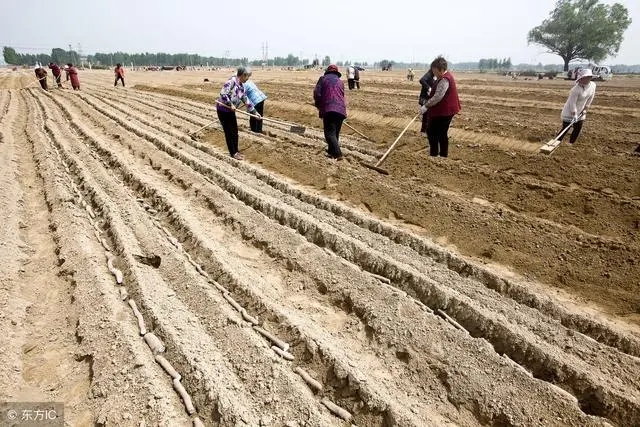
{"left": 1, "top": 69, "right": 639, "bottom": 426}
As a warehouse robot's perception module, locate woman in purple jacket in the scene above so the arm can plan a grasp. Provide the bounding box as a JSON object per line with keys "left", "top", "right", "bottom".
{"left": 313, "top": 64, "right": 347, "bottom": 160}
{"left": 216, "top": 67, "right": 260, "bottom": 160}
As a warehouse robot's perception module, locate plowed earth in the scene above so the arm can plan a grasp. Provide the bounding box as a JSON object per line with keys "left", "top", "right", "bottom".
{"left": 0, "top": 68, "right": 639, "bottom": 427}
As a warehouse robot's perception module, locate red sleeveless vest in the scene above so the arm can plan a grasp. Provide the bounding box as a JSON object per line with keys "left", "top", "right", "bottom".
{"left": 429, "top": 71, "right": 461, "bottom": 117}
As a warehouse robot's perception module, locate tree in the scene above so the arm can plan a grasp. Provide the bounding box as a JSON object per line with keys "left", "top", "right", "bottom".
{"left": 51, "top": 48, "right": 70, "bottom": 65}
{"left": 322, "top": 55, "right": 331, "bottom": 66}
{"left": 3, "top": 46, "right": 19, "bottom": 64}
{"left": 527, "top": 0, "right": 631, "bottom": 71}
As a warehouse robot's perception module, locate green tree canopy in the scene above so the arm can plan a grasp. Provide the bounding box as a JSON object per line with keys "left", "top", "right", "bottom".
{"left": 528, "top": 0, "right": 631, "bottom": 71}
{"left": 3, "top": 46, "right": 20, "bottom": 64}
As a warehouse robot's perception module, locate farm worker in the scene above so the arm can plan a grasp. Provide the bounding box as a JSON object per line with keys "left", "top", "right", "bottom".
{"left": 313, "top": 64, "right": 347, "bottom": 160}
{"left": 48, "top": 62, "right": 62, "bottom": 88}
{"left": 346, "top": 65, "right": 356, "bottom": 90}
{"left": 34, "top": 67, "right": 48, "bottom": 90}
{"left": 216, "top": 66, "right": 261, "bottom": 160}
{"left": 354, "top": 66, "right": 361, "bottom": 89}
{"left": 418, "top": 69, "right": 436, "bottom": 135}
{"left": 243, "top": 78, "right": 267, "bottom": 133}
{"left": 407, "top": 68, "right": 415, "bottom": 81}
{"left": 114, "top": 63, "right": 125, "bottom": 87}
{"left": 419, "top": 56, "right": 461, "bottom": 157}
{"left": 558, "top": 68, "right": 596, "bottom": 144}
{"left": 67, "top": 63, "right": 80, "bottom": 90}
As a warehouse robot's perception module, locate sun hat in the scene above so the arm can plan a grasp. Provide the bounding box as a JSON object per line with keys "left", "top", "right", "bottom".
{"left": 577, "top": 68, "right": 593, "bottom": 79}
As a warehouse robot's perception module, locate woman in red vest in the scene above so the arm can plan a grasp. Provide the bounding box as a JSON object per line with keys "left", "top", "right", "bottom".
{"left": 419, "top": 56, "right": 461, "bottom": 157}
{"left": 67, "top": 63, "right": 80, "bottom": 90}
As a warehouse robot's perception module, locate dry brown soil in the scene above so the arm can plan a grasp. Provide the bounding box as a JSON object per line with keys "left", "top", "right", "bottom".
{"left": 0, "top": 67, "right": 639, "bottom": 426}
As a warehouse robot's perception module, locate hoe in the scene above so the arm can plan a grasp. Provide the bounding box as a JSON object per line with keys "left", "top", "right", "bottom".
{"left": 362, "top": 114, "right": 420, "bottom": 175}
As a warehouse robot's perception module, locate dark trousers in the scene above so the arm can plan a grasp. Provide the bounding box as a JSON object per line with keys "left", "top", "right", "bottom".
{"left": 38, "top": 78, "right": 48, "bottom": 90}
{"left": 323, "top": 112, "right": 344, "bottom": 157}
{"left": 115, "top": 75, "right": 125, "bottom": 86}
{"left": 54, "top": 74, "right": 62, "bottom": 87}
{"left": 354, "top": 79, "right": 360, "bottom": 89}
{"left": 347, "top": 79, "right": 355, "bottom": 90}
{"left": 558, "top": 120, "right": 584, "bottom": 144}
{"left": 217, "top": 109, "right": 239, "bottom": 156}
{"left": 420, "top": 113, "right": 429, "bottom": 133}
{"left": 426, "top": 115, "right": 454, "bottom": 157}
{"left": 250, "top": 101, "right": 264, "bottom": 133}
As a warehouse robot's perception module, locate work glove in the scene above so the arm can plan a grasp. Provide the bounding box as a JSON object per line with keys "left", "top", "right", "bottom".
{"left": 251, "top": 110, "right": 262, "bottom": 120}
{"left": 420, "top": 105, "right": 428, "bottom": 115}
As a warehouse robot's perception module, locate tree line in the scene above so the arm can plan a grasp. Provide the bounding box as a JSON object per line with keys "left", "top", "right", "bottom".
{"left": 478, "top": 58, "right": 512, "bottom": 70}
{"left": 3, "top": 46, "right": 81, "bottom": 66}
{"left": 3, "top": 47, "right": 333, "bottom": 68}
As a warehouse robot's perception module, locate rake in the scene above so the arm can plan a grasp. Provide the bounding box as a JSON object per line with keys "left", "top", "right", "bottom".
{"left": 362, "top": 114, "right": 420, "bottom": 175}
{"left": 215, "top": 100, "right": 306, "bottom": 134}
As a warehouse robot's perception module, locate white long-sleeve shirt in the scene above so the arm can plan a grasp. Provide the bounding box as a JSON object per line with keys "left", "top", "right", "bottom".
{"left": 561, "top": 81, "right": 596, "bottom": 122}
{"left": 346, "top": 66, "right": 355, "bottom": 79}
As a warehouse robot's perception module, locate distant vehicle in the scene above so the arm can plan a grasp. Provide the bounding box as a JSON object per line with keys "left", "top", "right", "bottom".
{"left": 567, "top": 65, "right": 612, "bottom": 81}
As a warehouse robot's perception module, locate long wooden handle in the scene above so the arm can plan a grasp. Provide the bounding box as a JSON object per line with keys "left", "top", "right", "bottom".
{"left": 555, "top": 112, "right": 584, "bottom": 140}
{"left": 189, "top": 119, "right": 218, "bottom": 135}
{"left": 344, "top": 121, "right": 369, "bottom": 139}
{"left": 215, "top": 100, "right": 262, "bottom": 119}
{"left": 216, "top": 100, "right": 300, "bottom": 127}
{"left": 375, "top": 114, "right": 420, "bottom": 167}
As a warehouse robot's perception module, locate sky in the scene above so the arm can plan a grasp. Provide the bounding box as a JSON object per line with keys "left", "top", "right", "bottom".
{"left": 1, "top": 0, "right": 638, "bottom": 65}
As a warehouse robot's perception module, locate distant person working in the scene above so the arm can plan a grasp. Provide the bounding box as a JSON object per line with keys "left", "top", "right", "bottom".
{"left": 114, "top": 63, "right": 125, "bottom": 87}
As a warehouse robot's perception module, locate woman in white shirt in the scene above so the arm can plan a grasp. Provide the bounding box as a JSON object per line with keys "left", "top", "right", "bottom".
{"left": 559, "top": 68, "right": 596, "bottom": 144}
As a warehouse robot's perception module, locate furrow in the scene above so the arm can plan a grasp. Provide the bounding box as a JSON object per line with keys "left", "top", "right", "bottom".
{"left": 48, "top": 89, "right": 616, "bottom": 424}
{"left": 0, "top": 89, "right": 11, "bottom": 123}
{"left": 32, "top": 89, "right": 358, "bottom": 425}
{"left": 92, "top": 88, "right": 639, "bottom": 255}
{"left": 22, "top": 90, "right": 188, "bottom": 425}
{"left": 92, "top": 88, "right": 640, "bottom": 382}
{"left": 81, "top": 88, "right": 640, "bottom": 362}
{"left": 71, "top": 88, "right": 640, "bottom": 424}
{"left": 50, "top": 86, "right": 455, "bottom": 427}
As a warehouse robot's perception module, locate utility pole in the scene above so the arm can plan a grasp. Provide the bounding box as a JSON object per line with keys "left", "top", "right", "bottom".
{"left": 262, "top": 42, "right": 270, "bottom": 67}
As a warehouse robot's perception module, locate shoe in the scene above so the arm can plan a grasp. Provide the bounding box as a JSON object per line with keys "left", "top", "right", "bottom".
{"left": 232, "top": 152, "right": 244, "bottom": 160}
{"left": 335, "top": 155, "right": 344, "bottom": 161}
